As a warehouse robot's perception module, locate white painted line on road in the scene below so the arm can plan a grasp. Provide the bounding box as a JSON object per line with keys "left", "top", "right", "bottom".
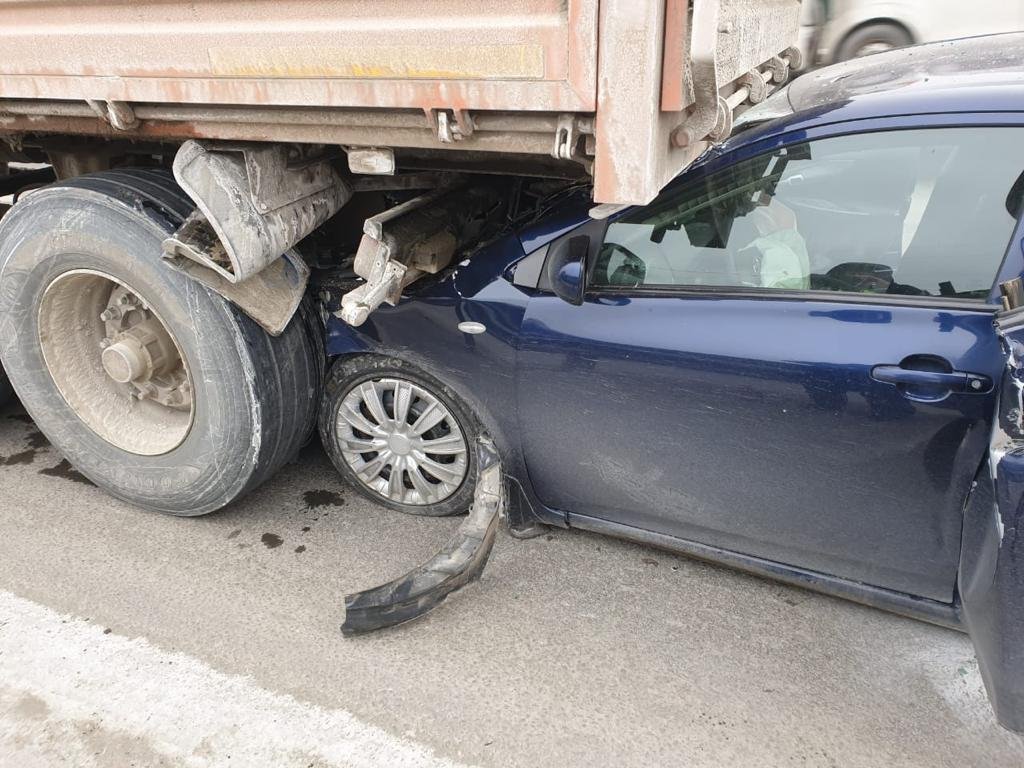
{"left": 0, "top": 590, "right": 471, "bottom": 768}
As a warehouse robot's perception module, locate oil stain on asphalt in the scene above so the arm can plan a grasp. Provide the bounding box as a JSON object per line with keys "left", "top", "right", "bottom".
{"left": 303, "top": 489, "right": 343, "bottom": 509}
{"left": 38, "top": 459, "right": 94, "bottom": 486}
{"left": 1, "top": 427, "right": 51, "bottom": 466}
{"left": 261, "top": 533, "right": 284, "bottom": 549}
{"left": 2, "top": 449, "right": 36, "bottom": 466}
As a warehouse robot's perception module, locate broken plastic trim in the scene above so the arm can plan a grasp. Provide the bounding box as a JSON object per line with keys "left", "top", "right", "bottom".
{"left": 341, "top": 437, "right": 502, "bottom": 635}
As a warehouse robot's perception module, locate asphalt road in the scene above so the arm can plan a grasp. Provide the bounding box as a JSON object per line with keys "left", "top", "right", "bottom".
{"left": 1, "top": 400, "right": 1022, "bottom": 768}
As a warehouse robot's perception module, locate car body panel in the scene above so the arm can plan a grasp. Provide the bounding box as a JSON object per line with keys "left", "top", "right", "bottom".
{"left": 517, "top": 295, "right": 1001, "bottom": 601}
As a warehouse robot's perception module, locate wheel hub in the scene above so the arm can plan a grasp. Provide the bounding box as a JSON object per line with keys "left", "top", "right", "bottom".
{"left": 98, "top": 286, "right": 191, "bottom": 410}
{"left": 38, "top": 270, "right": 195, "bottom": 456}
{"left": 101, "top": 336, "right": 148, "bottom": 384}
{"left": 387, "top": 433, "right": 413, "bottom": 456}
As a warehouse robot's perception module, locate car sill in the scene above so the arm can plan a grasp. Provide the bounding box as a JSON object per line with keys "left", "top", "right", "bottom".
{"left": 565, "top": 512, "right": 962, "bottom": 631}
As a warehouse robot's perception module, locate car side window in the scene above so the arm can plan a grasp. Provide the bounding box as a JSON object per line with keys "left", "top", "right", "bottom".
{"left": 592, "top": 127, "right": 1024, "bottom": 300}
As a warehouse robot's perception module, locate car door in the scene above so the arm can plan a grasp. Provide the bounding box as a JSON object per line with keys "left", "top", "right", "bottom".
{"left": 516, "top": 124, "right": 1024, "bottom": 602}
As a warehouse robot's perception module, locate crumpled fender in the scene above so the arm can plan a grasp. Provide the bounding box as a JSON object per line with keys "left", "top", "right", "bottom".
{"left": 341, "top": 437, "right": 502, "bottom": 635}
{"left": 960, "top": 329, "right": 1024, "bottom": 732}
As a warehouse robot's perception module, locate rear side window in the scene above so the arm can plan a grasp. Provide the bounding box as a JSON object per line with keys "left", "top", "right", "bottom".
{"left": 593, "top": 127, "right": 1024, "bottom": 300}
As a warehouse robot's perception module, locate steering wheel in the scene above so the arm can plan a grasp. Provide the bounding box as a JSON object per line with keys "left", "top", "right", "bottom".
{"left": 595, "top": 242, "right": 647, "bottom": 287}
{"left": 815, "top": 262, "right": 893, "bottom": 294}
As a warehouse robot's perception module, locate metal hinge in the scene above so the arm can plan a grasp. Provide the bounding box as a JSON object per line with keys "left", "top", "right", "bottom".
{"left": 86, "top": 99, "right": 138, "bottom": 131}
{"left": 552, "top": 114, "right": 578, "bottom": 160}
{"left": 1001, "top": 277, "right": 1024, "bottom": 311}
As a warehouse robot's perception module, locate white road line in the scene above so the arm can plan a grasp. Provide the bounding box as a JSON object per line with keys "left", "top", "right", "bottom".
{"left": 0, "top": 590, "right": 470, "bottom": 768}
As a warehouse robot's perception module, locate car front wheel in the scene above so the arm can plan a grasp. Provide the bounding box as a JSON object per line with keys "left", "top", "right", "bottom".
{"left": 319, "top": 355, "right": 480, "bottom": 517}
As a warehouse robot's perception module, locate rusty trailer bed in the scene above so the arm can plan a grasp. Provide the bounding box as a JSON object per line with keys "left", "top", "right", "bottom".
{"left": 0, "top": 0, "right": 801, "bottom": 204}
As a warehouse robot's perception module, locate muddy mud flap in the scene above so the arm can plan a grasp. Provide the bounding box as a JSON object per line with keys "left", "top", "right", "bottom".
{"left": 341, "top": 437, "right": 502, "bottom": 635}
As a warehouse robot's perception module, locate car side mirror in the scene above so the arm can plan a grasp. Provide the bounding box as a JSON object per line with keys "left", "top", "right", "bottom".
{"left": 547, "top": 234, "right": 589, "bottom": 306}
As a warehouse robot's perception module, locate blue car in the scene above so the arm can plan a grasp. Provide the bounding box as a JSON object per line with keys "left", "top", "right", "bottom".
{"left": 320, "top": 35, "right": 1024, "bottom": 730}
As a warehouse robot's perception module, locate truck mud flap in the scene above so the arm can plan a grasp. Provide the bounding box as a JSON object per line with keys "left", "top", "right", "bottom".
{"left": 165, "top": 140, "right": 351, "bottom": 285}
{"left": 341, "top": 437, "right": 502, "bottom": 636}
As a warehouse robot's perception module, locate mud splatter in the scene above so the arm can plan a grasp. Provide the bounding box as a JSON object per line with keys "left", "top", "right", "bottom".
{"left": 226, "top": 529, "right": 241, "bottom": 540}
{"left": 261, "top": 533, "right": 283, "bottom": 549}
{"left": 294, "top": 545, "right": 306, "bottom": 554}
{"left": 301, "top": 526, "right": 311, "bottom": 533}
{"left": 38, "top": 459, "right": 94, "bottom": 486}
{"left": 303, "top": 489, "right": 343, "bottom": 509}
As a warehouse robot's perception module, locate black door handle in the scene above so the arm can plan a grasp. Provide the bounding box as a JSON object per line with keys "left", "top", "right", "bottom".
{"left": 871, "top": 364, "right": 991, "bottom": 398}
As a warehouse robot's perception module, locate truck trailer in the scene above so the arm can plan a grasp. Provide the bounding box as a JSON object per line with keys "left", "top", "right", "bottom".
{"left": 0, "top": 0, "right": 802, "bottom": 514}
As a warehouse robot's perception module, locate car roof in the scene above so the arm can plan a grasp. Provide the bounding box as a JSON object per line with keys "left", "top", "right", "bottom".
{"left": 729, "top": 32, "right": 1024, "bottom": 148}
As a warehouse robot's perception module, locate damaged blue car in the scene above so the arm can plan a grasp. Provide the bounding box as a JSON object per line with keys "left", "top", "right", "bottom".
{"left": 318, "top": 35, "right": 1024, "bottom": 731}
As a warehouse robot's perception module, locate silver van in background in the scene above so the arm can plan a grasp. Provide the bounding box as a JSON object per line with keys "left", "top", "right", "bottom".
{"left": 799, "top": 0, "right": 1024, "bottom": 67}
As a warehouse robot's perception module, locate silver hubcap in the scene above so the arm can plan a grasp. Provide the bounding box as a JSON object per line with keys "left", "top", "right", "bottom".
{"left": 335, "top": 377, "right": 469, "bottom": 506}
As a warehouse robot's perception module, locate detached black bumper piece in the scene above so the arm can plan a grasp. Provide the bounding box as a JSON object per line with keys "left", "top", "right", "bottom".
{"left": 341, "top": 437, "right": 502, "bottom": 635}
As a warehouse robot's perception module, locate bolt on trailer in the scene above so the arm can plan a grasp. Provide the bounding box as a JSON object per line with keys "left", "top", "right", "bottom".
{"left": 0, "top": 0, "right": 802, "bottom": 628}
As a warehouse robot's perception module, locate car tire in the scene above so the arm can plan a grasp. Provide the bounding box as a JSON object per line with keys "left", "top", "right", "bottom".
{"left": 319, "top": 354, "right": 480, "bottom": 517}
{"left": 0, "top": 169, "right": 323, "bottom": 516}
{"left": 835, "top": 22, "right": 912, "bottom": 62}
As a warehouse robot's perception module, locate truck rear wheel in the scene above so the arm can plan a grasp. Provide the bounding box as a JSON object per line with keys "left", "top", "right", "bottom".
{"left": 0, "top": 169, "right": 323, "bottom": 515}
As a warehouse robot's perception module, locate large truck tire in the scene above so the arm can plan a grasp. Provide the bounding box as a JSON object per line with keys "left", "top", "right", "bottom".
{"left": 0, "top": 169, "right": 323, "bottom": 515}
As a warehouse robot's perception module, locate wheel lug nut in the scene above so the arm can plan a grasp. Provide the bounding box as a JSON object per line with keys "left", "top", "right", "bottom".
{"left": 100, "top": 308, "right": 120, "bottom": 322}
